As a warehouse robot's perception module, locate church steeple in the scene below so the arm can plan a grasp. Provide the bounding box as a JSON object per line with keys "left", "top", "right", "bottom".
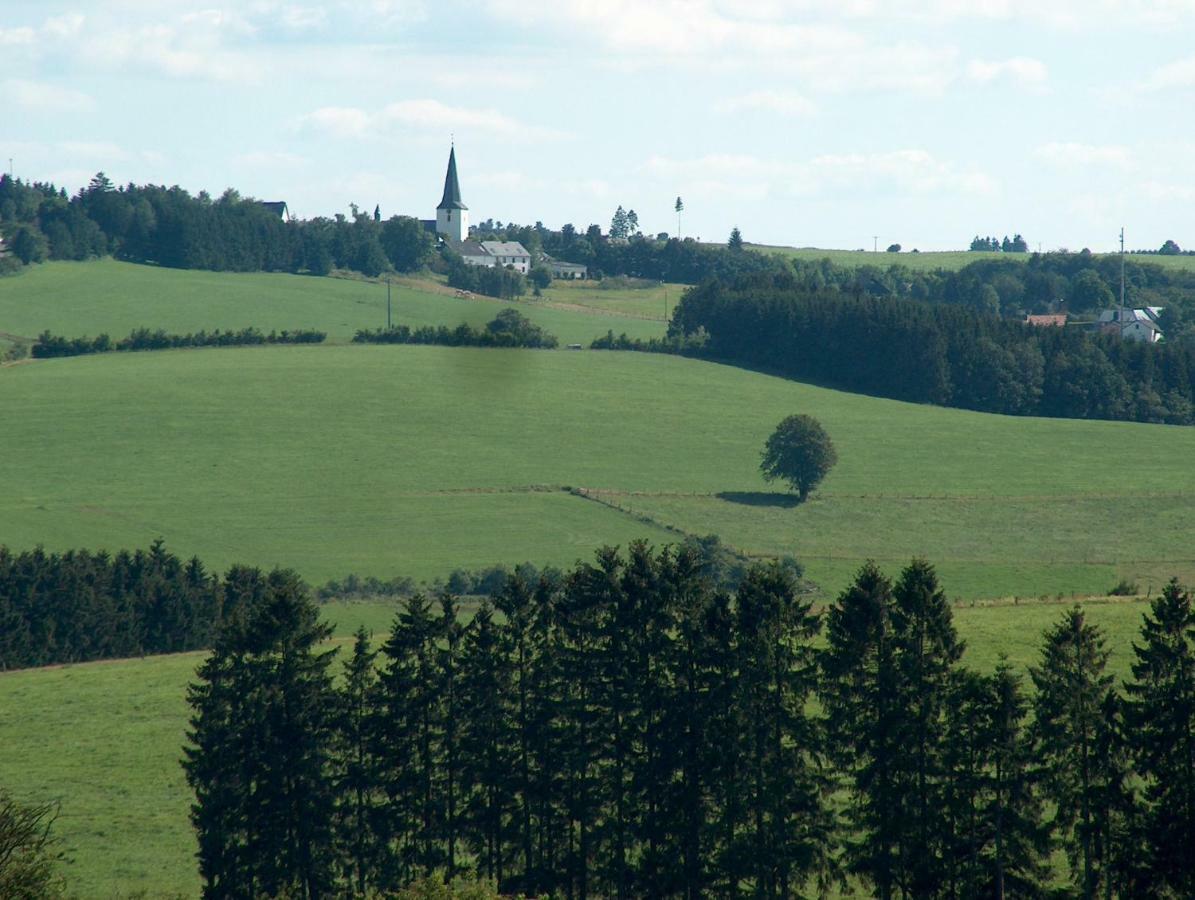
{"left": 437, "top": 145, "right": 467, "bottom": 211}
{"left": 435, "top": 144, "right": 469, "bottom": 242}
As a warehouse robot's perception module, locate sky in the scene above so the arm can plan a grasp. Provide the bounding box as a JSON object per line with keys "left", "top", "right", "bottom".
{"left": 2, "top": 0, "right": 1194, "bottom": 252}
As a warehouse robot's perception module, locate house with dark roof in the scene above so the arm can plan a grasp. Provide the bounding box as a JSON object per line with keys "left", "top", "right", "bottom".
{"left": 257, "top": 201, "right": 290, "bottom": 220}
{"left": 543, "top": 255, "right": 588, "bottom": 279}
{"left": 1097, "top": 307, "right": 1164, "bottom": 343}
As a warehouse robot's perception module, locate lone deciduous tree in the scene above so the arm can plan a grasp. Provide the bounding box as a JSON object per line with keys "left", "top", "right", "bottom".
{"left": 760, "top": 414, "right": 837, "bottom": 501}
{"left": 0, "top": 791, "right": 62, "bottom": 899}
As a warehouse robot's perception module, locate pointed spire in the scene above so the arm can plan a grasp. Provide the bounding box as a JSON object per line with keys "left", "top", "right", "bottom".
{"left": 437, "top": 145, "right": 467, "bottom": 211}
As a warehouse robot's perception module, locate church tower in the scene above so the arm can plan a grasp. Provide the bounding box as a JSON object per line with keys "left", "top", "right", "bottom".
{"left": 435, "top": 145, "right": 469, "bottom": 243}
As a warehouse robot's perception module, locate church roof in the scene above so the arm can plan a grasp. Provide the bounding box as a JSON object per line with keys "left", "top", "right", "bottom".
{"left": 437, "top": 146, "right": 468, "bottom": 211}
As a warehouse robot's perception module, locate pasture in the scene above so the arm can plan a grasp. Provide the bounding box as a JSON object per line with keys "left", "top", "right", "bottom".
{"left": 1, "top": 343, "right": 1193, "bottom": 598}
{"left": 747, "top": 243, "right": 1195, "bottom": 274}
{"left": 540, "top": 277, "right": 685, "bottom": 321}
{"left": 0, "top": 260, "right": 666, "bottom": 347}
{"left": 0, "top": 595, "right": 1157, "bottom": 898}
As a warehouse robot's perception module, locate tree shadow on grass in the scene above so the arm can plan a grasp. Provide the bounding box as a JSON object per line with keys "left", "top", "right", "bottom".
{"left": 715, "top": 491, "right": 801, "bottom": 509}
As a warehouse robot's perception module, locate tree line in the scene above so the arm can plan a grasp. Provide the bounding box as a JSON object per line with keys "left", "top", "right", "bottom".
{"left": 0, "top": 542, "right": 227, "bottom": 669}
{"left": 184, "top": 542, "right": 1195, "bottom": 899}
{"left": 6, "top": 172, "right": 1194, "bottom": 341}
{"left": 30, "top": 326, "right": 325, "bottom": 359}
{"left": 671, "top": 275, "right": 1195, "bottom": 424}
{"left": 0, "top": 174, "right": 435, "bottom": 277}
{"left": 353, "top": 310, "right": 557, "bottom": 350}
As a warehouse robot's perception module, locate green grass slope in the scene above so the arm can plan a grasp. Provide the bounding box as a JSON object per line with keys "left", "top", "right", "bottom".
{"left": 0, "top": 596, "right": 1154, "bottom": 898}
{"left": 747, "top": 244, "right": 1195, "bottom": 274}
{"left": 2, "top": 344, "right": 1193, "bottom": 598}
{"left": 0, "top": 260, "right": 665, "bottom": 346}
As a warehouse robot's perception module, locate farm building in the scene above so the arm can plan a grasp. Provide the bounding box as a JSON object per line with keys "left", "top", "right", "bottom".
{"left": 1097, "top": 307, "right": 1164, "bottom": 343}
{"left": 545, "top": 256, "right": 588, "bottom": 279}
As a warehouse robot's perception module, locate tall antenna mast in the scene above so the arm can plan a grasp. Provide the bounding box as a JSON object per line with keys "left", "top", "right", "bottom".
{"left": 1119, "top": 226, "right": 1126, "bottom": 313}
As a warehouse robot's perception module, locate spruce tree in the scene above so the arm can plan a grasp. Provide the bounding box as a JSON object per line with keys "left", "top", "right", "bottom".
{"left": 333, "top": 626, "right": 383, "bottom": 896}
{"left": 1124, "top": 578, "right": 1195, "bottom": 896}
{"left": 183, "top": 568, "right": 338, "bottom": 899}
{"left": 493, "top": 573, "right": 539, "bottom": 889}
{"left": 459, "top": 599, "right": 516, "bottom": 886}
{"left": 375, "top": 593, "right": 445, "bottom": 885}
{"left": 820, "top": 562, "right": 901, "bottom": 900}
{"left": 984, "top": 660, "right": 1049, "bottom": 899}
{"left": 1031, "top": 606, "right": 1116, "bottom": 900}
{"left": 890, "top": 558, "right": 964, "bottom": 897}
{"left": 729, "top": 563, "right": 835, "bottom": 898}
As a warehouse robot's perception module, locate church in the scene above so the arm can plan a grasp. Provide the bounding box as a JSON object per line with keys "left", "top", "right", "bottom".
{"left": 424, "top": 145, "right": 532, "bottom": 275}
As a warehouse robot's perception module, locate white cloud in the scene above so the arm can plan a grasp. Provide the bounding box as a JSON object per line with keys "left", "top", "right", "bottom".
{"left": 1139, "top": 56, "right": 1195, "bottom": 91}
{"left": 1033, "top": 142, "right": 1133, "bottom": 167}
{"left": 1140, "top": 179, "right": 1195, "bottom": 202}
{"left": 716, "top": 90, "right": 817, "bottom": 116}
{"left": 473, "top": 171, "right": 546, "bottom": 191}
{"left": 966, "top": 57, "right": 1048, "bottom": 87}
{"left": 0, "top": 26, "right": 36, "bottom": 46}
{"left": 299, "top": 100, "right": 568, "bottom": 141}
{"left": 487, "top": 0, "right": 955, "bottom": 92}
{"left": 236, "top": 150, "right": 309, "bottom": 168}
{"left": 1, "top": 79, "right": 94, "bottom": 112}
{"left": 642, "top": 149, "right": 996, "bottom": 197}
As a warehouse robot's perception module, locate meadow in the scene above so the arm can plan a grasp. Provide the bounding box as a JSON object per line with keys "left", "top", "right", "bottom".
{"left": 1, "top": 342, "right": 1193, "bottom": 598}
{"left": 3, "top": 259, "right": 1194, "bottom": 897}
{"left": 0, "top": 260, "right": 666, "bottom": 348}
{"left": 747, "top": 243, "right": 1195, "bottom": 273}
{"left": 0, "top": 595, "right": 1157, "bottom": 898}
{"left": 540, "top": 277, "right": 686, "bottom": 321}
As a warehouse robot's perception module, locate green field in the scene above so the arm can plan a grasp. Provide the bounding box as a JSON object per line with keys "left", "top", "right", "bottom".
{"left": 0, "top": 260, "right": 666, "bottom": 347}
{"left": 540, "top": 278, "right": 686, "bottom": 321}
{"left": 747, "top": 243, "right": 1195, "bottom": 274}
{"left": 0, "top": 595, "right": 1156, "bottom": 898}
{"left": 2, "top": 342, "right": 1193, "bottom": 598}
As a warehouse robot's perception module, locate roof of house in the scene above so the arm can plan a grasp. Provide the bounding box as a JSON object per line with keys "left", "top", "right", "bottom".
{"left": 437, "top": 146, "right": 468, "bottom": 211}
{"left": 551, "top": 260, "right": 588, "bottom": 271}
{"left": 1025, "top": 314, "right": 1067, "bottom": 327}
{"left": 1099, "top": 307, "right": 1160, "bottom": 325}
{"left": 479, "top": 241, "right": 530, "bottom": 257}
{"left": 258, "top": 201, "right": 288, "bottom": 217}
{"left": 445, "top": 238, "right": 491, "bottom": 258}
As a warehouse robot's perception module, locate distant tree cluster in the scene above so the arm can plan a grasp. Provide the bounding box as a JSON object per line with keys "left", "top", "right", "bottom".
{"left": 30, "top": 326, "right": 325, "bottom": 358}
{"left": 970, "top": 234, "right": 1029, "bottom": 252}
{"left": 443, "top": 253, "right": 528, "bottom": 300}
{"left": 353, "top": 310, "right": 557, "bottom": 349}
{"left": 0, "top": 542, "right": 226, "bottom": 670}
{"left": 183, "top": 544, "right": 1195, "bottom": 899}
{"left": 0, "top": 173, "right": 435, "bottom": 276}
{"left": 673, "top": 275, "right": 1195, "bottom": 423}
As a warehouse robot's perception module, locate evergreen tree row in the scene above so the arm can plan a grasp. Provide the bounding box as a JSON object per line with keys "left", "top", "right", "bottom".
{"left": 0, "top": 174, "right": 434, "bottom": 277}
{"left": 185, "top": 544, "right": 1195, "bottom": 899}
{"left": 0, "top": 541, "right": 225, "bottom": 669}
{"left": 353, "top": 310, "right": 556, "bottom": 350}
{"left": 672, "top": 275, "right": 1195, "bottom": 424}
{"left": 31, "top": 326, "right": 326, "bottom": 358}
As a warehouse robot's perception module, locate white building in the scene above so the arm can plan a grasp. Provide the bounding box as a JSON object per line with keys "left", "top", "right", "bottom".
{"left": 479, "top": 241, "right": 531, "bottom": 274}
{"left": 1098, "top": 307, "right": 1164, "bottom": 343}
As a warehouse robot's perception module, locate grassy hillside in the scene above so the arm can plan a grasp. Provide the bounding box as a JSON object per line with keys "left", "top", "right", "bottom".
{"left": 748, "top": 243, "right": 1195, "bottom": 274}
{"left": 0, "top": 260, "right": 666, "bottom": 347}
{"left": 541, "top": 278, "right": 685, "bottom": 321}
{"left": 2, "top": 344, "right": 1192, "bottom": 598}
{"left": 0, "top": 595, "right": 1155, "bottom": 898}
